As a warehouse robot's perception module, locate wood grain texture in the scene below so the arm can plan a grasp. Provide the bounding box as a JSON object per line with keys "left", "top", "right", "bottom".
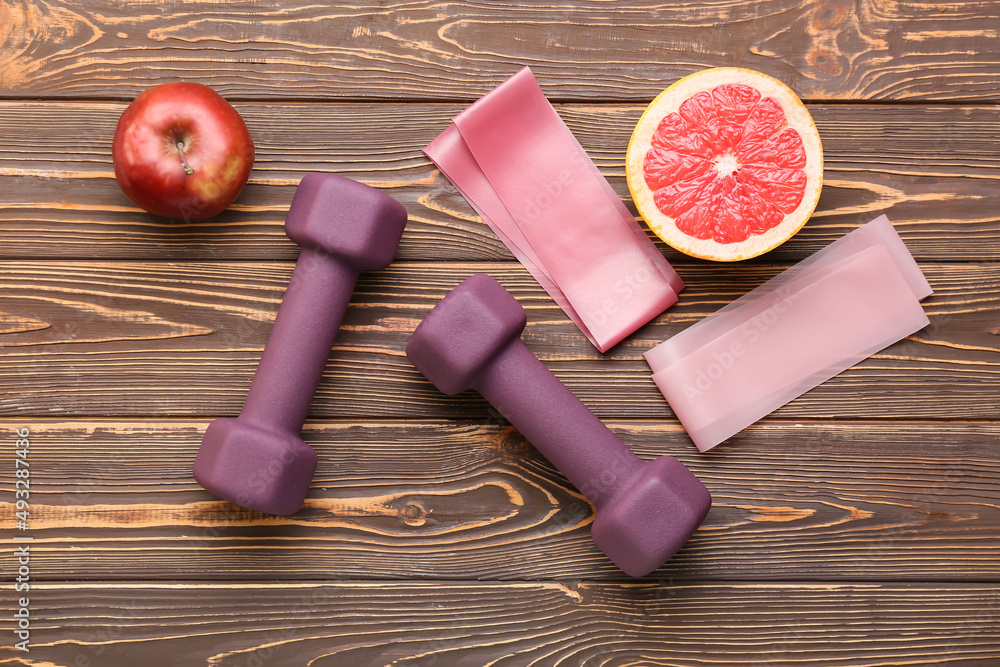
{"left": 1, "top": 581, "right": 998, "bottom": 666}
{"left": 2, "top": 0, "right": 1000, "bottom": 102}
{"left": 8, "top": 419, "right": 999, "bottom": 582}
{"left": 0, "top": 101, "right": 998, "bottom": 261}
{"left": 0, "top": 261, "right": 996, "bottom": 420}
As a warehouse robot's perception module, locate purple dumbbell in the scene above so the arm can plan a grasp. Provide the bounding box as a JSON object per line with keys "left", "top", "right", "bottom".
{"left": 406, "top": 273, "right": 711, "bottom": 576}
{"left": 194, "top": 173, "right": 408, "bottom": 515}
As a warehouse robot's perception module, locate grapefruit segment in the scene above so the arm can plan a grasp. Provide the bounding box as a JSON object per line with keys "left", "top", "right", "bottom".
{"left": 651, "top": 112, "right": 714, "bottom": 157}
{"left": 642, "top": 149, "right": 711, "bottom": 192}
{"left": 711, "top": 83, "right": 760, "bottom": 136}
{"left": 627, "top": 68, "right": 823, "bottom": 261}
{"left": 653, "top": 169, "right": 715, "bottom": 220}
{"left": 739, "top": 127, "right": 807, "bottom": 169}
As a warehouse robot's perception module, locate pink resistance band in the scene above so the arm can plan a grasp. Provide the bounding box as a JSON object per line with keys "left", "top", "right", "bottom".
{"left": 425, "top": 67, "right": 684, "bottom": 352}
{"left": 645, "top": 215, "right": 933, "bottom": 452}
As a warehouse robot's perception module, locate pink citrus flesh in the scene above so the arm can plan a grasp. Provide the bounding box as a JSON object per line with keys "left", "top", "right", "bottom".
{"left": 627, "top": 68, "right": 823, "bottom": 261}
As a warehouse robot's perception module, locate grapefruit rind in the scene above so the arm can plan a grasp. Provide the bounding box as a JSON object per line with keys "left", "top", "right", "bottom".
{"left": 627, "top": 68, "right": 823, "bottom": 261}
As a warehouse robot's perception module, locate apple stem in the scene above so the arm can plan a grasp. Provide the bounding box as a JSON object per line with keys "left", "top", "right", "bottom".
{"left": 176, "top": 141, "right": 195, "bottom": 175}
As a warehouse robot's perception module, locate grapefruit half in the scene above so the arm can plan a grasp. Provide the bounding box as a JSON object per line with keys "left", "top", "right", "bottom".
{"left": 626, "top": 68, "right": 823, "bottom": 261}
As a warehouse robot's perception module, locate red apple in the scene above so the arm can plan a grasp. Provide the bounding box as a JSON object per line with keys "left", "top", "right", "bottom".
{"left": 112, "top": 82, "right": 255, "bottom": 220}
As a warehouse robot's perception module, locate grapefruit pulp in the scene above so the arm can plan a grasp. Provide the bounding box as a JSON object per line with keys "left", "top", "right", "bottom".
{"left": 626, "top": 68, "right": 823, "bottom": 261}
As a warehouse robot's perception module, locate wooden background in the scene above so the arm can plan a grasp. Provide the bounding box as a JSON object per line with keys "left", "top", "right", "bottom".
{"left": 1, "top": 0, "right": 999, "bottom": 664}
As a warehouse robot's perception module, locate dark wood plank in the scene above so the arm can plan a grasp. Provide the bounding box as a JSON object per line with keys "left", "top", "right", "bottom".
{"left": 0, "top": 262, "right": 996, "bottom": 420}
{"left": 0, "top": 101, "right": 998, "bottom": 261}
{"left": 2, "top": 581, "right": 998, "bottom": 665}
{"left": 2, "top": 0, "right": 1000, "bottom": 102}
{"left": 15, "top": 419, "right": 1000, "bottom": 581}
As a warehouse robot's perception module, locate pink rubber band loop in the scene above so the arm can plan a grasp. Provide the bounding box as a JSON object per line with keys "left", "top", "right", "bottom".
{"left": 425, "top": 123, "right": 573, "bottom": 319}
{"left": 645, "top": 215, "right": 932, "bottom": 452}
{"left": 425, "top": 67, "right": 683, "bottom": 352}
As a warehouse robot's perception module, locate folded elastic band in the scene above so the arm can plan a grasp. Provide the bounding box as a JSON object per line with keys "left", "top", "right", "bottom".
{"left": 425, "top": 67, "right": 684, "bottom": 352}
{"left": 645, "top": 215, "right": 932, "bottom": 452}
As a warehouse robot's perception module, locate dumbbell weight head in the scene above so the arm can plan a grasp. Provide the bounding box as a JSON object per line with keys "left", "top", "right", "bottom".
{"left": 406, "top": 273, "right": 527, "bottom": 395}
{"left": 196, "top": 418, "right": 318, "bottom": 516}
{"left": 591, "top": 454, "right": 710, "bottom": 577}
{"left": 285, "top": 172, "right": 407, "bottom": 272}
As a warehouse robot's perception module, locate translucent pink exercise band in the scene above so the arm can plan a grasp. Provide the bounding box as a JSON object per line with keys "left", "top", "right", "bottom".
{"left": 425, "top": 67, "right": 684, "bottom": 352}
{"left": 645, "top": 215, "right": 933, "bottom": 452}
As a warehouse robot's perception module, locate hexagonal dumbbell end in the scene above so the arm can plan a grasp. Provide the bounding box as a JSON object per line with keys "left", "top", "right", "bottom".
{"left": 196, "top": 418, "right": 319, "bottom": 516}
{"left": 406, "top": 273, "right": 711, "bottom": 576}
{"left": 195, "top": 173, "right": 408, "bottom": 515}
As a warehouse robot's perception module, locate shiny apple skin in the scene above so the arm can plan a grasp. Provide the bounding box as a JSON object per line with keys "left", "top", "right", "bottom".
{"left": 112, "top": 82, "right": 255, "bottom": 220}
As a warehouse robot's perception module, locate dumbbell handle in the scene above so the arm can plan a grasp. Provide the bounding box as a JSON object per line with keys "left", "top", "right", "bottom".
{"left": 241, "top": 249, "right": 357, "bottom": 434}
{"left": 473, "top": 338, "right": 645, "bottom": 509}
